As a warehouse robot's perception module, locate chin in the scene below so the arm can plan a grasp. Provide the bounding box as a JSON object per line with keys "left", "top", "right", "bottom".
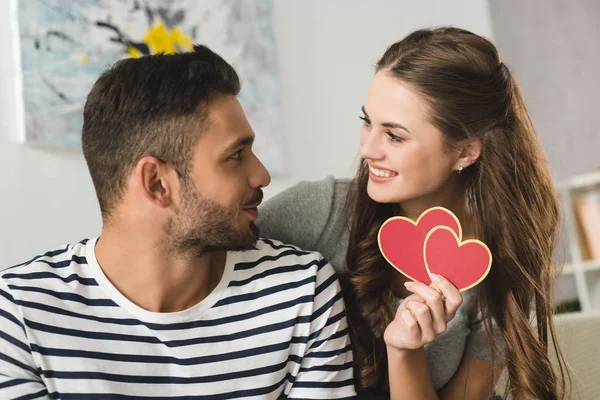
{"left": 249, "top": 221, "right": 260, "bottom": 236}
{"left": 366, "top": 183, "right": 404, "bottom": 204}
{"left": 240, "top": 222, "right": 260, "bottom": 243}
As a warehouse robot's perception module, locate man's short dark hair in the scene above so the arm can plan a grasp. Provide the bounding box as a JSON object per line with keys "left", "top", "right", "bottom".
{"left": 82, "top": 45, "right": 240, "bottom": 219}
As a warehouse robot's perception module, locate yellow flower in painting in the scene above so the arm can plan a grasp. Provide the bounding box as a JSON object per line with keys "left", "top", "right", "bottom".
{"left": 143, "top": 22, "right": 193, "bottom": 55}
{"left": 170, "top": 27, "right": 193, "bottom": 51}
{"left": 128, "top": 47, "right": 142, "bottom": 58}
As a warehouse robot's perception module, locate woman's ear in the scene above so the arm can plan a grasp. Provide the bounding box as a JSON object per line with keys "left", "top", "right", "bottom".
{"left": 454, "top": 139, "right": 482, "bottom": 172}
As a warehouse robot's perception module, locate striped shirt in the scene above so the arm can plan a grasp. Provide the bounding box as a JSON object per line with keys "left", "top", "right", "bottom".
{"left": 0, "top": 237, "right": 356, "bottom": 399}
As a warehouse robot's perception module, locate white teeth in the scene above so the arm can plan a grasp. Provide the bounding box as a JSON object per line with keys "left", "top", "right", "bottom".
{"left": 370, "top": 166, "right": 397, "bottom": 178}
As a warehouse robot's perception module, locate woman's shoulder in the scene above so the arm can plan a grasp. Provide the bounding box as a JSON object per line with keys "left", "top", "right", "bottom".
{"left": 272, "top": 175, "right": 351, "bottom": 201}
{"left": 257, "top": 175, "right": 352, "bottom": 271}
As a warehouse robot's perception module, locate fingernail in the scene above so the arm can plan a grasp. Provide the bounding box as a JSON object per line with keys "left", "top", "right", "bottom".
{"left": 430, "top": 273, "right": 441, "bottom": 283}
{"left": 404, "top": 281, "right": 414, "bottom": 288}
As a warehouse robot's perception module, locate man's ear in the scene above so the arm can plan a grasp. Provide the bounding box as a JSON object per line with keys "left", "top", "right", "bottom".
{"left": 131, "top": 156, "right": 176, "bottom": 209}
{"left": 454, "top": 139, "right": 482, "bottom": 172}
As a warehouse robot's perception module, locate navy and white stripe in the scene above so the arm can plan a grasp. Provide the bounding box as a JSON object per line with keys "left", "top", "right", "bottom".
{"left": 0, "top": 238, "right": 355, "bottom": 399}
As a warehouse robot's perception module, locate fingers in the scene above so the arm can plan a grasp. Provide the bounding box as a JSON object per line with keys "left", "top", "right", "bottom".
{"left": 386, "top": 276, "right": 464, "bottom": 351}
{"left": 402, "top": 299, "right": 435, "bottom": 343}
{"left": 404, "top": 281, "right": 447, "bottom": 333}
{"left": 400, "top": 308, "right": 418, "bottom": 331}
{"left": 397, "top": 309, "right": 420, "bottom": 349}
{"left": 429, "top": 274, "right": 463, "bottom": 320}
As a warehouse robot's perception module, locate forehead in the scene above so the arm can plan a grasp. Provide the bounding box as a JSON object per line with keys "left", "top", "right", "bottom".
{"left": 195, "top": 95, "right": 254, "bottom": 148}
{"left": 366, "top": 71, "right": 430, "bottom": 124}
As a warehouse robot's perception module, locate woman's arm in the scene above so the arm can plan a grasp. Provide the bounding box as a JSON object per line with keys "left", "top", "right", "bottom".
{"left": 388, "top": 347, "right": 438, "bottom": 399}
{"left": 258, "top": 178, "right": 332, "bottom": 251}
{"left": 438, "top": 354, "right": 504, "bottom": 400}
{"left": 257, "top": 176, "right": 351, "bottom": 269}
{"left": 388, "top": 349, "right": 502, "bottom": 400}
{"left": 385, "top": 275, "right": 502, "bottom": 400}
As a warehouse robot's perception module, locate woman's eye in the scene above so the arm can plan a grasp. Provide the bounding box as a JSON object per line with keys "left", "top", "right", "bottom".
{"left": 386, "top": 131, "right": 405, "bottom": 143}
{"left": 359, "top": 115, "right": 371, "bottom": 126}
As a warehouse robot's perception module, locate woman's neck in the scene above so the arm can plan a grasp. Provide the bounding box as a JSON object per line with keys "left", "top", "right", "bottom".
{"left": 399, "top": 183, "right": 475, "bottom": 238}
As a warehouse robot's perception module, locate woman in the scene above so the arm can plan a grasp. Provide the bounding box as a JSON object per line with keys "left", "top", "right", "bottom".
{"left": 257, "top": 27, "right": 567, "bottom": 399}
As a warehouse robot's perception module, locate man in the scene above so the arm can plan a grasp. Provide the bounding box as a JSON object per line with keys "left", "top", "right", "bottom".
{"left": 0, "top": 45, "right": 355, "bottom": 399}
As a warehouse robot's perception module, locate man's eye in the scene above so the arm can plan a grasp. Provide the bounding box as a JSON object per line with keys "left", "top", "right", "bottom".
{"left": 359, "top": 115, "right": 371, "bottom": 126}
{"left": 230, "top": 149, "right": 243, "bottom": 161}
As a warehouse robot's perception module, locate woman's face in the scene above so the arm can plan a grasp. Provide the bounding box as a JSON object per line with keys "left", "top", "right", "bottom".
{"left": 359, "top": 71, "right": 461, "bottom": 207}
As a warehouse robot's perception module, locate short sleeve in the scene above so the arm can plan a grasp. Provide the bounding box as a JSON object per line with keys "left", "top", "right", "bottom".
{"left": 0, "top": 279, "right": 51, "bottom": 399}
{"left": 286, "top": 258, "right": 356, "bottom": 399}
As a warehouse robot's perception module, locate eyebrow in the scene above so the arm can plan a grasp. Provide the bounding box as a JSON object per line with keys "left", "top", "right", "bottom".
{"left": 222, "top": 135, "right": 255, "bottom": 155}
{"left": 362, "top": 106, "right": 411, "bottom": 134}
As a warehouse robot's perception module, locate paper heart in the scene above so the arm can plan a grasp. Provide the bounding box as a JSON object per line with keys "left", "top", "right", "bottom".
{"left": 378, "top": 207, "right": 461, "bottom": 286}
{"left": 424, "top": 226, "right": 492, "bottom": 291}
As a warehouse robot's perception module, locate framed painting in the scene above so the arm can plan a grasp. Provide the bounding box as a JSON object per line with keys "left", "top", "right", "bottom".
{"left": 17, "top": 0, "right": 286, "bottom": 174}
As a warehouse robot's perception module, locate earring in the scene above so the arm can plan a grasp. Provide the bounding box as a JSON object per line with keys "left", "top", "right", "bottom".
{"left": 458, "top": 166, "right": 464, "bottom": 174}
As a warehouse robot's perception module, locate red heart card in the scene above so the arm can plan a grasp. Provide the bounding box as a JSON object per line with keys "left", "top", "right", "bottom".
{"left": 423, "top": 226, "right": 492, "bottom": 291}
{"left": 378, "top": 207, "right": 461, "bottom": 286}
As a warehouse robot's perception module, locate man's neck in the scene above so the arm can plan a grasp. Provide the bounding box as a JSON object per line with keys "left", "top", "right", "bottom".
{"left": 94, "top": 226, "right": 227, "bottom": 313}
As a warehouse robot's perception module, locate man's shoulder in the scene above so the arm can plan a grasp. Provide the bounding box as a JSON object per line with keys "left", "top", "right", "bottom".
{"left": 2, "top": 239, "right": 90, "bottom": 282}
{"left": 256, "top": 237, "right": 330, "bottom": 264}
{"left": 230, "top": 238, "right": 337, "bottom": 281}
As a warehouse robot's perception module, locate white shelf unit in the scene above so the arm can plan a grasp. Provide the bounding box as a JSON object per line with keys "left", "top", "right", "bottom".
{"left": 558, "top": 169, "right": 600, "bottom": 312}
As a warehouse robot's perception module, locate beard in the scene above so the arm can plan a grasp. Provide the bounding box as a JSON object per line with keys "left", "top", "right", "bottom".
{"left": 164, "top": 179, "right": 262, "bottom": 259}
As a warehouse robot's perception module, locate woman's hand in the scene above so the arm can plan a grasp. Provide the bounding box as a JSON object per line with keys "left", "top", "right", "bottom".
{"left": 384, "top": 273, "right": 462, "bottom": 353}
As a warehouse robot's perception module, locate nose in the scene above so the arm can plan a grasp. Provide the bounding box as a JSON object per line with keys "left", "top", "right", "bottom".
{"left": 249, "top": 152, "right": 271, "bottom": 189}
{"left": 359, "top": 129, "right": 385, "bottom": 161}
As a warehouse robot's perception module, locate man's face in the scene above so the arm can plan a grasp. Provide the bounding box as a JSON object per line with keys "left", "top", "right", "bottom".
{"left": 166, "top": 95, "right": 271, "bottom": 257}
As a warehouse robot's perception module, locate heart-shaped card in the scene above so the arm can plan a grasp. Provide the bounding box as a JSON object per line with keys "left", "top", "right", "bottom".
{"left": 378, "top": 207, "right": 461, "bottom": 286}
{"left": 378, "top": 206, "right": 491, "bottom": 291}
{"left": 423, "top": 226, "right": 491, "bottom": 291}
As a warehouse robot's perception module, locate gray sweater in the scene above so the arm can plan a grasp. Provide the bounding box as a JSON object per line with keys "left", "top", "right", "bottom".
{"left": 257, "top": 175, "right": 504, "bottom": 391}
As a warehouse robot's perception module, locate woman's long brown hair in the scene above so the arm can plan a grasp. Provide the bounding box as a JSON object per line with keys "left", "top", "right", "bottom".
{"left": 344, "top": 27, "right": 568, "bottom": 399}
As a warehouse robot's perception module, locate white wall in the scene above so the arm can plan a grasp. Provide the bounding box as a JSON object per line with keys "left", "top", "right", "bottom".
{"left": 0, "top": 0, "right": 494, "bottom": 267}
{"left": 268, "top": 0, "right": 494, "bottom": 193}
{"left": 488, "top": 0, "right": 600, "bottom": 181}
{"left": 488, "top": 0, "right": 600, "bottom": 304}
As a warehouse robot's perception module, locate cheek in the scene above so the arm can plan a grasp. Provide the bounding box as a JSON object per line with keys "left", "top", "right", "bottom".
{"left": 400, "top": 141, "right": 448, "bottom": 171}
{"left": 407, "top": 149, "right": 454, "bottom": 192}
{"left": 393, "top": 145, "right": 450, "bottom": 188}
{"left": 389, "top": 145, "right": 420, "bottom": 173}
{"left": 195, "top": 169, "right": 245, "bottom": 204}
{"left": 215, "top": 186, "right": 243, "bottom": 209}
